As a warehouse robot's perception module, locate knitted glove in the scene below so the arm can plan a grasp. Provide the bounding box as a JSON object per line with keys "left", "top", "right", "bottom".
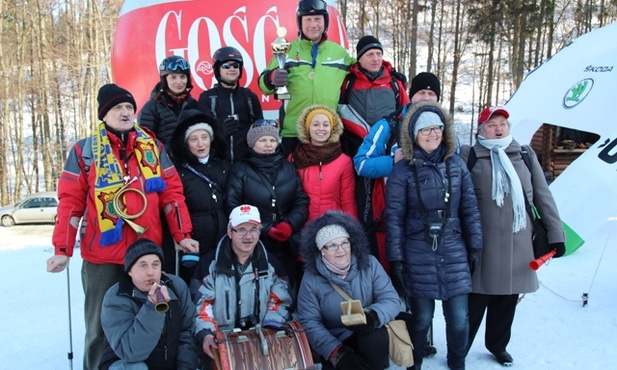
{"left": 550, "top": 242, "right": 566, "bottom": 258}
{"left": 468, "top": 249, "right": 481, "bottom": 275}
{"left": 389, "top": 260, "right": 406, "bottom": 296}
{"left": 266, "top": 69, "right": 288, "bottom": 88}
{"left": 348, "top": 309, "right": 379, "bottom": 335}
{"left": 331, "top": 346, "right": 370, "bottom": 370}
{"left": 267, "top": 221, "right": 293, "bottom": 242}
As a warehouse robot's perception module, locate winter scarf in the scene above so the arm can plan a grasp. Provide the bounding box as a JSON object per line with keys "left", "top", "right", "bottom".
{"left": 93, "top": 123, "right": 166, "bottom": 246}
{"left": 477, "top": 134, "right": 526, "bottom": 232}
{"left": 291, "top": 142, "right": 342, "bottom": 169}
{"left": 321, "top": 254, "right": 351, "bottom": 280}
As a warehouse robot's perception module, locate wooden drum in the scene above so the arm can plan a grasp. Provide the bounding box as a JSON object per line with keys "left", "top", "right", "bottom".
{"left": 212, "top": 321, "right": 315, "bottom": 370}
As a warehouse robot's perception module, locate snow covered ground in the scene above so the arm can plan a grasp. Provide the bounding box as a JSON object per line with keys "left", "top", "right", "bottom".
{"left": 0, "top": 221, "right": 615, "bottom": 370}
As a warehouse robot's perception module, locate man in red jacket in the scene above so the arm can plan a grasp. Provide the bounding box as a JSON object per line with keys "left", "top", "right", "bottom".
{"left": 46, "top": 83, "right": 199, "bottom": 370}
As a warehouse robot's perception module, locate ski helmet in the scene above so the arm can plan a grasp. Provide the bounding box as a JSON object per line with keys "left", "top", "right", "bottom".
{"left": 158, "top": 55, "right": 193, "bottom": 90}
{"left": 212, "top": 46, "right": 244, "bottom": 83}
{"left": 296, "top": 0, "right": 329, "bottom": 33}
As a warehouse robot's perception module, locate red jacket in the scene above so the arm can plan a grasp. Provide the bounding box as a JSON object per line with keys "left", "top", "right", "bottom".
{"left": 52, "top": 129, "right": 192, "bottom": 265}
{"left": 291, "top": 104, "right": 357, "bottom": 222}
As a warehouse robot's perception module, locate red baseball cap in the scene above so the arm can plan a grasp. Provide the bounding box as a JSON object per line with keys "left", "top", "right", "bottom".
{"left": 478, "top": 106, "right": 509, "bottom": 125}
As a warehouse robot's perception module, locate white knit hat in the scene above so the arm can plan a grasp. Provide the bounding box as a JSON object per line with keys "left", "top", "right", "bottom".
{"left": 185, "top": 123, "right": 214, "bottom": 141}
{"left": 412, "top": 111, "right": 444, "bottom": 139}
{"left": 315, "top": 224, "right": 349, "bottom": 250}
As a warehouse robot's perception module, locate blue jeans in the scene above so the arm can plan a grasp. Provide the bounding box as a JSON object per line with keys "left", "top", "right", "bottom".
{"left": 109, "top": 360, "right": 148, "bottom": 370}
{"left": 410, "top": 294, "right": 469, "bottom": 370}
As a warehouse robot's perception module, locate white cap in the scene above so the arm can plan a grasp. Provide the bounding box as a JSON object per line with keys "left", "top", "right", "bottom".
{"left": 229, "top": 204, "right": 261, "bottom": 227}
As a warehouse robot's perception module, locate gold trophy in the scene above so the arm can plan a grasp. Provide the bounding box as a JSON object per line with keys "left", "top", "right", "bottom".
{"left": 271, "top": 27, "right": 291, "bottom": 100}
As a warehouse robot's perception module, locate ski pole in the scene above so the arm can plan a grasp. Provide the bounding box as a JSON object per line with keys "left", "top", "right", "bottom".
{"left": 66, "top": 265, "right": 74, "bottom": 370}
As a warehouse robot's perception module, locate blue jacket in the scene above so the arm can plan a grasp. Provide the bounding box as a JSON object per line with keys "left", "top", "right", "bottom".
{"left": 385, "top": 102, "right": 483, "bottom": 300}
{"left": 353, "top": 103, "right": 411, "bottom": 178}
{"left": 297, "top": 211, "right": 400, "bottom": 361}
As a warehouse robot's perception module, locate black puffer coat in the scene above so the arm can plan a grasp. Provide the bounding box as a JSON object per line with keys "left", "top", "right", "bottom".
{"left": 226, "top": 149, "right": 309, "bottom": 254}
{"left": 139, "top": 82, "right": 199, "bottom": 148}
{"left": 170, "top": 109, "right": 230, "bottom": 255}
{"left": 385, "top": 101, "right": 483, "bottom": 300}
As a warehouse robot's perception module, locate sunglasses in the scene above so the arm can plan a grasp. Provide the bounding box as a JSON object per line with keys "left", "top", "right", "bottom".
{"left": 166, "top": 59, "right": 190, "bottom": 72}
{"left": 221, "top": 62, "right": 240, "bottom": 70}
{"left": 251, "top": 119, "right": 278, "bottom": 128}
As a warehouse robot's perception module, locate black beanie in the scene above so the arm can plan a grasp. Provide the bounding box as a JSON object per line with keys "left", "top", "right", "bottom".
{"left": 124, "top": 239, "right": 165, "bottom": 273}
{"left": 97, "top": 83, "right": 137, "bottom": 121}
{"left": 409, "top": 72, "right": 441, "bottom": 101}
{"left": 356, "top": 35, "right": 383, "bottom": 59}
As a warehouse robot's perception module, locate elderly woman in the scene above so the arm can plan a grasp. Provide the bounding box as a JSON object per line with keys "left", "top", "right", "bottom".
{"left": 170, "top": 109, "right": 230, "bottom": 285}
{"left": 291, "top": 105, "right": 357, "bottom": 221}
{"left": 460, "top": 107, "right": 565, "bottom": 366}
{"left": 297, "top": 211, "right": 400, "bottom": 370}
{"left": 385, "top": 101, "right": 483, "bottom": 370}
{"left": 226, "top": 120, "right": 309, "bottom": 299}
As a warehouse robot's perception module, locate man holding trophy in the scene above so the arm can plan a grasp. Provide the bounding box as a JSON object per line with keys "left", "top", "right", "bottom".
{"left": 259, "top": 0, "right": 355, "bottom": 155}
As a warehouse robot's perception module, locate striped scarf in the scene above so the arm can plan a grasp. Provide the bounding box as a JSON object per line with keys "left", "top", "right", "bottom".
{"left": 93, "top": 123, "right": 166, "bottom": 246}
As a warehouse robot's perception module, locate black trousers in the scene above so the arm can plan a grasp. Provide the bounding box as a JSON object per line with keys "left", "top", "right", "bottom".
{"left": 321, "top": 326, "right": 390, "bottom": 370}
{"left": 468, "top": 293, "right": 518, "bottom": 354}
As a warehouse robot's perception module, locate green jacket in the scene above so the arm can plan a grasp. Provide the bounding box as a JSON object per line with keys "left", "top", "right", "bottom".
{"left": 259, "top": 37, "right": 355, "bottom": 138}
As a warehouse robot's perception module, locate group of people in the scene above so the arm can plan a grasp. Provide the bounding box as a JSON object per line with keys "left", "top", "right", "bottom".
{"left": 45, "top": 1, "right": 568, "bottom": 370}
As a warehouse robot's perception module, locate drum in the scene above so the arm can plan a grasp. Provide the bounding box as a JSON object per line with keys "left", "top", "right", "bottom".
{"left": 212, "top": 321, "right": 315, "bottom": 370}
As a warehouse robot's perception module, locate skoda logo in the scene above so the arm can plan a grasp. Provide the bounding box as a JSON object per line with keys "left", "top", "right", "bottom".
{"left": 563, "top": 78, "right": 593, "bottom": 109}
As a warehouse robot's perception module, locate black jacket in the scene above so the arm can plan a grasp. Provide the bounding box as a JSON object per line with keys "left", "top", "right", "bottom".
{"left": 139, "top": 83, "right": 199, "bottom": 148}
{"left": 198, "top": 84, "right": 263, "bottom": 163}
{"left": 170, "top": 110, "right": 231, "bottom": 255}
{"left": 226, "top": 149, "right": 309, "bottom": 255}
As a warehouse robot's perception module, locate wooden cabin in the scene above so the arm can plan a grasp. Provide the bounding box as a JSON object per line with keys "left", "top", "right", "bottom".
{"left": 530, "top": 124, "right": 599, "bottom": 181}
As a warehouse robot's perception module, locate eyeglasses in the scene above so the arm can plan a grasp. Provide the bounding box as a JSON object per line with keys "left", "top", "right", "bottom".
{"left": 418, "top": 126, "right": 443, "bottom": 136}
{"left": 232, "top": 227, "right": 261, "bottom": 236}
{"left": 251, "top": 119, "right": 278, "bottom": 128}
{"left": 221, "top": 62, "right": 240, "bottom": 70}
{"left": 166, "top": 59, "right": 190, "bottom": 71}
{"left": 323, "top": 240, "right": 351, "bottom": 252}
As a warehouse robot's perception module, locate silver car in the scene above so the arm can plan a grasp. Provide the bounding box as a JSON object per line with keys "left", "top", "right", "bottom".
{"left": 0, "top": 192, "right": 58, "bottom": 227}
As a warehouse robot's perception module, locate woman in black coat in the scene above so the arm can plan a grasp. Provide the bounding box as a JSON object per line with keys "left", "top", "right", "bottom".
{"left": 139, "top": 55, "right": 199, "bottom": 149}
{"left": 385, "top": 102, "right": 483, "bottom": 370}
{"left": 170, "top": 109, "right": 230, "bottom": 284}
{"left": 226, "top": 120, "right": 309, "bottom": 299}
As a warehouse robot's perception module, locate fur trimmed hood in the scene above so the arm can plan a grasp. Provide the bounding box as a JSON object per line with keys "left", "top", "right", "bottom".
{"left": 399, "top": 101, "right": 457, "bottom": 162}
{"left": 300, "top": 211, "right": 371, "bottom": 274}
{"left": 296, "top": 104, "right": 344, "bottom": 144}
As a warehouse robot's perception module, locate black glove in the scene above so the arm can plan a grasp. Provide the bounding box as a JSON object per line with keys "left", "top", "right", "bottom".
{"left": 550, "top": 242, "right": 566, "bottom": 258}
{"left": 222, "top": 115, "right": 240, "bottom": 137}
{"left": 268, "top": 69, "right": 288, "bottom": 87}
{"left": 468, "top": 249, "right": 481, "bottom": 275}
{"left": 332, "top": 345, "right": 370, "bottom": 370}
{"left": 349, "top": 309, "right": 379, "bottom": 335}
{"left": 389, "top": 260, "right": 406, "bottom": 296}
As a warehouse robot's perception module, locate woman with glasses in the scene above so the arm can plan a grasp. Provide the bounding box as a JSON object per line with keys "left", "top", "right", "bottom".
{"left": 139, "top": 55, "right": 198, "bottom": 149}
{"left": 226, "top": 120, "right": 309, "bottom": 302}
{"left": 290, "top": 105, "right": 357, "bottom": 221}
{"left": 385, "top": 102, "right": 483, "bottom": 370}
{"left": 198, "top": 46, "right": 264, "bottom": 164}
{"left": 297, "top": 211, "right": 399, "bottom": 370}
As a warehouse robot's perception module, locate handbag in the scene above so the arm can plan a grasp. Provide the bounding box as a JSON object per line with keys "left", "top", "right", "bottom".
{"left": 330, "top": 283, "right": 414, "bottom": 367}
{"left": 524, "top": 196, "right": 550, "bottom": 259}
{"left": 530, "top": 207, "right": 550, "bottom": 258}
{"left": 385, "top": 320, "right": 415, "bottom": 367}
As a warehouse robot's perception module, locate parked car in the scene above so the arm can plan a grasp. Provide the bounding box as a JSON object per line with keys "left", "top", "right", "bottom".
{"left": 0, "top": 192, "right": 58, "bottom": 227}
